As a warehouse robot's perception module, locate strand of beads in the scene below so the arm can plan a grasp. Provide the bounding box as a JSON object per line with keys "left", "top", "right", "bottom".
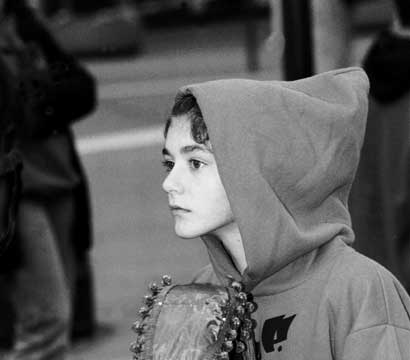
{"left": 216, "top": 278, "right": 257, "bottom": 360}
{"left": 130, "top": 275, "right": 172, "bottom": 360}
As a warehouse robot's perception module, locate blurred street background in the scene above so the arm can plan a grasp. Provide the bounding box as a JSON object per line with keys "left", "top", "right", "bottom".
{"left": 16, "top": 1, "right": 395, "bottom": 359}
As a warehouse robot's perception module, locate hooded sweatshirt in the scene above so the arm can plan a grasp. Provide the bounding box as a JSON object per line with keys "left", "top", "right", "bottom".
{"left": 176, "top": 68, "right": 410, "bottom": 359}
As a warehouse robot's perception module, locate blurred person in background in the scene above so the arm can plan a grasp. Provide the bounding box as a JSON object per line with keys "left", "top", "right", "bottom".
{"left": 268, "top": 0, "right": 410, "bottom": 294}
{"left": 0, "top": 1, "right": 24, "bottom": 351}
{"left": 350, "top": 0, "right": 410, "bottom": 294}
{"left": 0, "top": 0, "right": 96, "bottom": 359}
{"left": 0, "top": 0, "right": 23, "bottom": 310}
{"left": 308, "top": 0, "right": 410, "bottom": 296}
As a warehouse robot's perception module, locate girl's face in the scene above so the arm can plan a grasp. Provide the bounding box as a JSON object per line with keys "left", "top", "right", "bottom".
{"left": 162, "top": 115, "right": 235, "bottom": 239}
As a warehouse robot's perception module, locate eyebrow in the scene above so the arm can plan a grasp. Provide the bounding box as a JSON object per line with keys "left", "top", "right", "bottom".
{"left": 162, "top": 144, "right": 212, "bottom": 156}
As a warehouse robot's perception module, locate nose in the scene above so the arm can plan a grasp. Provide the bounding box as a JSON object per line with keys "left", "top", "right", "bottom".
{"left": 162, "top": 167, "right": 183, "bottom": 194}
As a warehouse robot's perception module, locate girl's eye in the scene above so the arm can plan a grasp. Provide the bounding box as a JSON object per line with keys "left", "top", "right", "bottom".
{"left": 189, "top": 159, "right": 204, "bottom": 170}
{"left": 161, "top": 160, "right": 174, "bottom": 172}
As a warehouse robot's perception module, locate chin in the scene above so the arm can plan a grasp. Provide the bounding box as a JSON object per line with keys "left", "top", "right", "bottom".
{"left": 174, "top": 227, "right": 200, "bottom": 239}
{"left": 174, "top": 223, "right": 207, "bottom": 239}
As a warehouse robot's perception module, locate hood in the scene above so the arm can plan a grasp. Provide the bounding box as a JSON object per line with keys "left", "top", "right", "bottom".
{"left": 177, "top": 68, "right": 369, "bottom": 293}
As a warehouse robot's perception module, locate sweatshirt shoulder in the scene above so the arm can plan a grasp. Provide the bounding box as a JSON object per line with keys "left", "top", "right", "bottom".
{"left": 329, "top": 246, "right": 394, "bottom": 286}
{"left": 325, "top": 247, "right": 410, "bottom": 332}
{"left": 328, "top": 247, "right": 404, "bottom": 293}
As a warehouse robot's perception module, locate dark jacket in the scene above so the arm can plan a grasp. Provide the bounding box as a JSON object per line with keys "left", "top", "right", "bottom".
{"left": 5, "top": 0, "right": 96, "bottom": 256}
{"left": 0, "top": 1, "right": 96, "bottom": 345}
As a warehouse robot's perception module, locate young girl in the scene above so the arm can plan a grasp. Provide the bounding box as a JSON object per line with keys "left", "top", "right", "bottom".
{"left": 154, "top": 67, "right": 410, "bottom": 359}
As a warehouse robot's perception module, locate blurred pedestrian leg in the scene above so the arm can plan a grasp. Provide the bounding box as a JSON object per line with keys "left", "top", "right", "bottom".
{"left": 312, "top": 0, "right": 353, "bottom": 72}
{"left": 10, "top": 199, "right": 75, "bottom": 360}
{"left": 267, "top": 0, "right": 352, "bottom": 77}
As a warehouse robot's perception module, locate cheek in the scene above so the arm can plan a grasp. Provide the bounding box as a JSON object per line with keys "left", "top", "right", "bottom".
{"left": 173, "top": 181, "right": 233, "bottom": 238}
{"left": 200, "top": 178, "right": 233, "bottom": 219}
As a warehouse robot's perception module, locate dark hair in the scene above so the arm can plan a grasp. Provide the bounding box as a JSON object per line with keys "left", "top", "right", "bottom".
{"left": 164, "top": 93, "right": 210, "bottom": 145}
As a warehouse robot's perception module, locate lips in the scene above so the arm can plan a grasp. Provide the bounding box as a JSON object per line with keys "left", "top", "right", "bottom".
{"left": 169, "top": 204, "right": 190, "bottom": 212}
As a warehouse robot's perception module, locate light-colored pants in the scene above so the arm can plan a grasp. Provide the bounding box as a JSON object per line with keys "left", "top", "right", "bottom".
{"left": 268, "top": 0, "right": 353, "bottom": 74}
{"left": 9, "top": 197, "right": 75, "bottom": 360}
